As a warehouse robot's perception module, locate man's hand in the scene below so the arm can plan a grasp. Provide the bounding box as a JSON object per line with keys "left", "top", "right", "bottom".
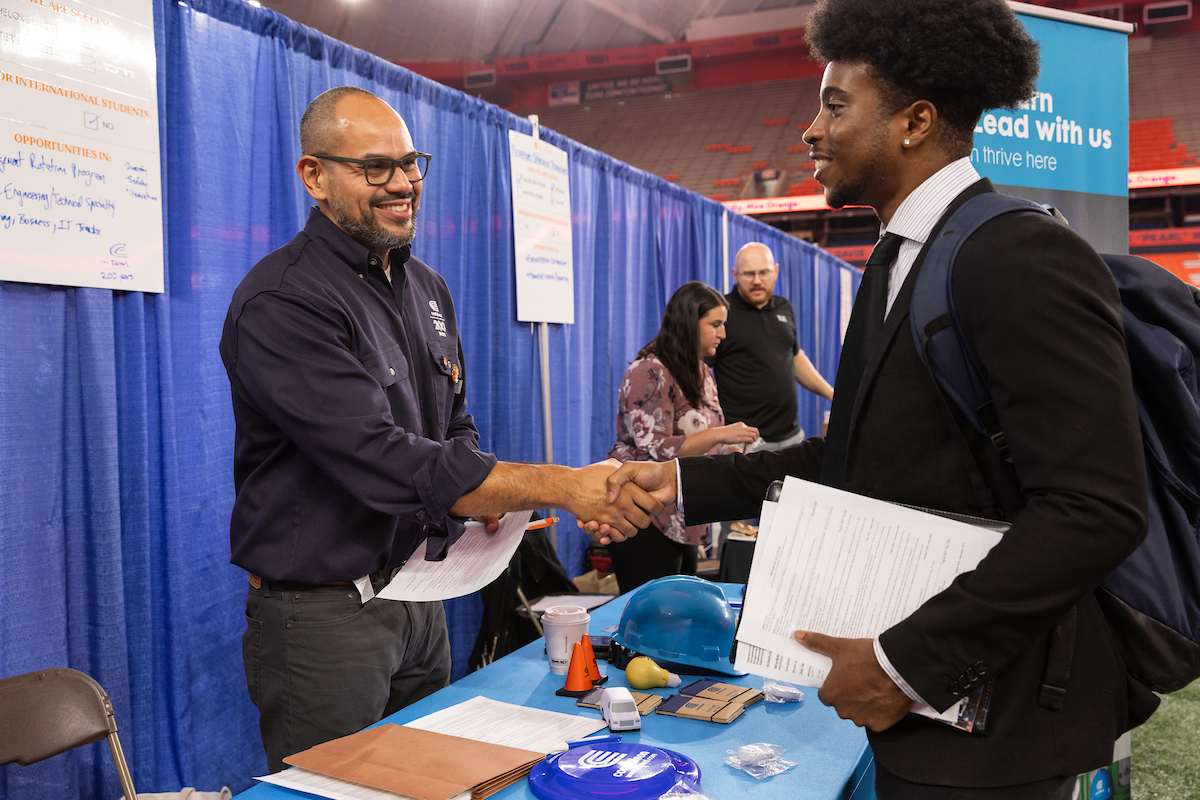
{"left": 472, "top": 514, "right": 502, "bottom": 533}
{"left": 562, "top": 459, "right": 665, "bottom": 543}
{"left": 575, "top": 461, "right": 680, "bottom": 545}
{"left": 795, "top": 631, "right": 913, "bottom": 732}
{"left": 604, "top": 460, "right": 678, "bottom": 506}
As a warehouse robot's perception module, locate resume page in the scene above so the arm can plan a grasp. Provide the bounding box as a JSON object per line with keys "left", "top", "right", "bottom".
{"left": 734, "top": 478, "right": 1002, "bottom": 688}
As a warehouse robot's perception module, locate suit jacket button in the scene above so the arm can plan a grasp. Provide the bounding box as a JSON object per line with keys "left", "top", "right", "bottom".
{"left": 948, "top": 683, "right": 962, "bottom": 696}
{"left": 974, "top": 661, "right": 988, "bottom": 676}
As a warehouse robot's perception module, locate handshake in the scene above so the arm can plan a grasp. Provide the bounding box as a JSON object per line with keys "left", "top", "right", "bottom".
{"left": 574, "top": 459, "right": 679, "bottom": 545}
{"left": 450, "top": 458, "right": 684, "bottom": 544}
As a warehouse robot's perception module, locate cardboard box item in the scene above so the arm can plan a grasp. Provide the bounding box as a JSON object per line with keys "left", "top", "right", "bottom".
{"left": 283, "top": 723, "right": 543, "bottom": 800}
{"left": 654, "top": 694, "right": 745, "bottom": 724}
{"left": 679, "top": 679, "right": 764, "bottom": 707}
{"left": 577, "top": 686, "right": 664, "bottom": 715}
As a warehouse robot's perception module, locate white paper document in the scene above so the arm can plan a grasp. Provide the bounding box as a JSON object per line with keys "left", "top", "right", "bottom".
{"left": 255, "top": 696, "right": 603, "bottom": 800}
{"left": 734, "top": 477, "right": 1003, "bottom": 688}
{"left": 378, "top": 511, "right": 533, "bottom": 602}
{"left": 258, "top": 767, "right": 455, "bottom": 800}
{"left": 404, "top": 694, "right": 606, "bottom": 753}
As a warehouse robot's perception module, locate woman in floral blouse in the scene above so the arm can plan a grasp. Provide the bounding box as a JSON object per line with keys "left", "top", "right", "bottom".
{"left": 606, "top": 282, "right": 759, "bottom": 592}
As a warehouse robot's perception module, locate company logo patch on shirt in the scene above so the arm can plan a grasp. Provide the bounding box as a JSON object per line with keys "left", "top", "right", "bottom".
{"left": 428, "top": 300, "right": 447, "bottom": 337}
{"left": 777, "top": 314, "right": 789, "bottom": 323}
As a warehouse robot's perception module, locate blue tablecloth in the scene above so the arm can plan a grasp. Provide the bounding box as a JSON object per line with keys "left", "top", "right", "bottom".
{"left": 234, "top": 583, "right": 874, "bottom": 800}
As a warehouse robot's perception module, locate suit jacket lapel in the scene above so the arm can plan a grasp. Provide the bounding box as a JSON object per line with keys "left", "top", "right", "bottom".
{"left": 844, "top": 178, "right": 996, "bottom": 440}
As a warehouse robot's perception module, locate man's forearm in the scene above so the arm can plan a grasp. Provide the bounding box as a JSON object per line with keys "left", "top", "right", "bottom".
{"left": 448, "top": 462, "right": 577, "bottom": 517}
{"left": 795, "top": 350, "right": 834, "bottom": 400}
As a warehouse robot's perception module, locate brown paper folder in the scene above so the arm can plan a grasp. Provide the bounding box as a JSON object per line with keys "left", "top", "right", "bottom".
{"left": 283, "top": 723, "right": 544, "bottom": 800}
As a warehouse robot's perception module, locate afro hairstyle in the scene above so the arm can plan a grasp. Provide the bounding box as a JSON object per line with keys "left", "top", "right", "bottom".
{"left": 805, "top": 0, "right": 1040, "bottom": 156}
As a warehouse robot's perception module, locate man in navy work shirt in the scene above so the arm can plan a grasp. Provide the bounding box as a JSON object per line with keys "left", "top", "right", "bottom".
{"left": 713, "top": 241, "right": 834, "bottom": 452}
{"left": 220, "top": 86, "right": 660, "bottom": 772}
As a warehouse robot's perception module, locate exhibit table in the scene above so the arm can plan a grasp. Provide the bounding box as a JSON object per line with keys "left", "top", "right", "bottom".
{"left": 234, "top": 583, "right": 875, "bottom": 800}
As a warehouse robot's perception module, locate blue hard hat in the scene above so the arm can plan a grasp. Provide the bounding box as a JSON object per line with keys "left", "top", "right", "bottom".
{"left": 612, "top": 576, "right": 744, "bottom": 676}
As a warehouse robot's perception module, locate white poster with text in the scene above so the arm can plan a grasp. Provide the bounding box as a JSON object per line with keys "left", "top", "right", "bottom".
{"left": 509, "top": 129, "right": 573, "bottom": 324}
{"left": 0, "top": 0, "right": 163, "bottom": 293}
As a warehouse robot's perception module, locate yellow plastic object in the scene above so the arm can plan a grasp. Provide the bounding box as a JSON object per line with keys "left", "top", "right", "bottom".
{"left": 625, "top": 656, "right": 681, "bottom": 689}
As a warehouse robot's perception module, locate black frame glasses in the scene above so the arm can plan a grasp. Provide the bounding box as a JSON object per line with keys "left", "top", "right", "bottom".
{"left": 310, "top": 152, "right": 432, "bottom": 185}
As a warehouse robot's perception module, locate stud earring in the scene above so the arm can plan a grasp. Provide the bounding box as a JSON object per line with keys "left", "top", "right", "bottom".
{"left": 904, "top": 138, "right": 910, "bottom": 146}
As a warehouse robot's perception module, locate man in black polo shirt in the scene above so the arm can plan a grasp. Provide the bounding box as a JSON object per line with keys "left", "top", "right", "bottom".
{"left": 713, "top": 242, "right": 834, "bottom": 452}
{"left": 220, "top": 86, "right": 659, "bottom": 772}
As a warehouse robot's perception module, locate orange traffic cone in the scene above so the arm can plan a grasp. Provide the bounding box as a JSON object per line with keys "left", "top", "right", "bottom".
{"left": 580, "top": 634, "right": 608, "bottom": 686}
{"left": 555, "top": 642, "right": 594, "bottom": 697}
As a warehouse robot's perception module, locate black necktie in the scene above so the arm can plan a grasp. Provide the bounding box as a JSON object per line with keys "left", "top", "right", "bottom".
{"left": 820, "top": 232, "right": 904, "bottom": 488}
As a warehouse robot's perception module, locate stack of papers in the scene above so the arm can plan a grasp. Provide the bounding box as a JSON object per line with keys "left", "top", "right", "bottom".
{"left": 732, "top": 477, "right": 1004, "bottom": 727}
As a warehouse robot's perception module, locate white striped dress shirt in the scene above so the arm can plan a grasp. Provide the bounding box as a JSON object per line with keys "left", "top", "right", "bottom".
{"left": 881, "top": 157, "right": 982, "bottom": 318}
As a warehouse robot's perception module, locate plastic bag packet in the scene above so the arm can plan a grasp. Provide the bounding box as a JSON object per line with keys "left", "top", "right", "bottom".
{"left": 724, "top": 743, "right": 798, "bottom": 780}
{"left": 762, "top": 679, "right": 804, "bottom": 703}
{"left": 659, "top": 778, "right": 716, "bottom": 799}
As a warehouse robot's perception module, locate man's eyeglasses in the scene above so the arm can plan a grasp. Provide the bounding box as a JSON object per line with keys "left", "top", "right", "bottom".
{"left": 310, "top": 152, "right": 432, "bottom": 186}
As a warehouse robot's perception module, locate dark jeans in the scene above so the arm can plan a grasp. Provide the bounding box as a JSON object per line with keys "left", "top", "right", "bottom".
{"left": 607, "top": 522, "right": 699, "bottom": 594}
{"left": 875, "top": 763, "right": 1076, "bottom": 800}
{"left": 243, "top": 580, "right": 451, "bottom": 772}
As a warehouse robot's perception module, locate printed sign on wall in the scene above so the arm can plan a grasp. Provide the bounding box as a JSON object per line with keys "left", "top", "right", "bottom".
{"left": 0, "top": 0, "right": 163, "bottom": 292}
{"left": 581, "top": 75, "right": 670, "bottom": 103}
{"left": 509, "top": 129, "right": 574, "bottom": 324}
{"left": 548, "top": 81, "right": 580, "bottom": 107}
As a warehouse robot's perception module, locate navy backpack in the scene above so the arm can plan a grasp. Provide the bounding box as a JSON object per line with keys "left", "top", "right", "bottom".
{"left": 910, "top": 192, "right": 1200, "bottom": 696}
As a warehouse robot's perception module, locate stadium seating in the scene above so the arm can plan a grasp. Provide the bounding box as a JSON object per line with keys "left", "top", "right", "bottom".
{"left": 521, "top": 77, "right": 820, "bottom": 199}
{"left": 1130, "top": 117, "right": 1198, "bottom": 172}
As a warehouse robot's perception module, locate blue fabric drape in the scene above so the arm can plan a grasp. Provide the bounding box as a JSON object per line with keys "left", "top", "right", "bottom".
{"left": 0, "top": 2, "right": 855, "bottom": 798}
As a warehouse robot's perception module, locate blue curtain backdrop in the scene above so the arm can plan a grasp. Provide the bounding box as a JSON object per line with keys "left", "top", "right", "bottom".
{"left": 0, "top": 2, "right": 858, "bottom": 798}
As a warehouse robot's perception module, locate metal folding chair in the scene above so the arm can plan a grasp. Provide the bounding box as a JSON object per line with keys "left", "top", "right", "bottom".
{"left": 0, "top": 667, "right": 138, "bottom": 800}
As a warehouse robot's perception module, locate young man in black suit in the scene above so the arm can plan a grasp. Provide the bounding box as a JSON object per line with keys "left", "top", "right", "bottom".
{"left": 592, "top": 0, "right": 1158, "bottom": 796}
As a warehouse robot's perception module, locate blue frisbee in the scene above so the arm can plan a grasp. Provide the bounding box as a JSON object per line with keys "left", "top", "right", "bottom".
{"left": 528, "top": 743, "right": 701, "bottom": 800}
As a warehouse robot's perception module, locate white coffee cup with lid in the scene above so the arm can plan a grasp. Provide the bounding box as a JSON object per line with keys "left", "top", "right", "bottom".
{"left": 541, "top": 605, "right": 591, "bottom": 674}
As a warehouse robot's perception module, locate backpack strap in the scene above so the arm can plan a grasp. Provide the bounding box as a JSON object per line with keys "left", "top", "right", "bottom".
{"left": 909, "top": 192, "right": 1078, "bottom": 711}
{"left": 910, "top": 193, "right": 1050, "bottom": 456}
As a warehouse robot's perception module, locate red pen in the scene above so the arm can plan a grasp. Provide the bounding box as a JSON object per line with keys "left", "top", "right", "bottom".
{"left": 526, "top": 516, "right": 560, "bottom": 530}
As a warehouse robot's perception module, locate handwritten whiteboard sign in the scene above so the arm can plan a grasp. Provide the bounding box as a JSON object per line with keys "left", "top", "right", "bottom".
{"left": 509, "top": 129, "right": 573, "bottom": 324}
{"left": 0, "top": 0, "right": 163, "bottom": 293}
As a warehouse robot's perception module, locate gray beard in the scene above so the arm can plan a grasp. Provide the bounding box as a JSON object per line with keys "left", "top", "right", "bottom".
{"left": 330, "top": 194, "right": 417, "bottom": 251}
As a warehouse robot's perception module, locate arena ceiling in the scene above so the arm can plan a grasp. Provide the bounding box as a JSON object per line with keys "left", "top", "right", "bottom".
{"left": 256, "top": 0, "right": 816, "bottom": 65}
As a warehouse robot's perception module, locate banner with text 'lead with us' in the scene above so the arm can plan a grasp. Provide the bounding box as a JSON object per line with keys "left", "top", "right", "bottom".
{"left": 0, "top": 0, "right": 163, "bottom": 293}
{"left": 974, "top": 9, "right": 1130, "bottom": 253}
